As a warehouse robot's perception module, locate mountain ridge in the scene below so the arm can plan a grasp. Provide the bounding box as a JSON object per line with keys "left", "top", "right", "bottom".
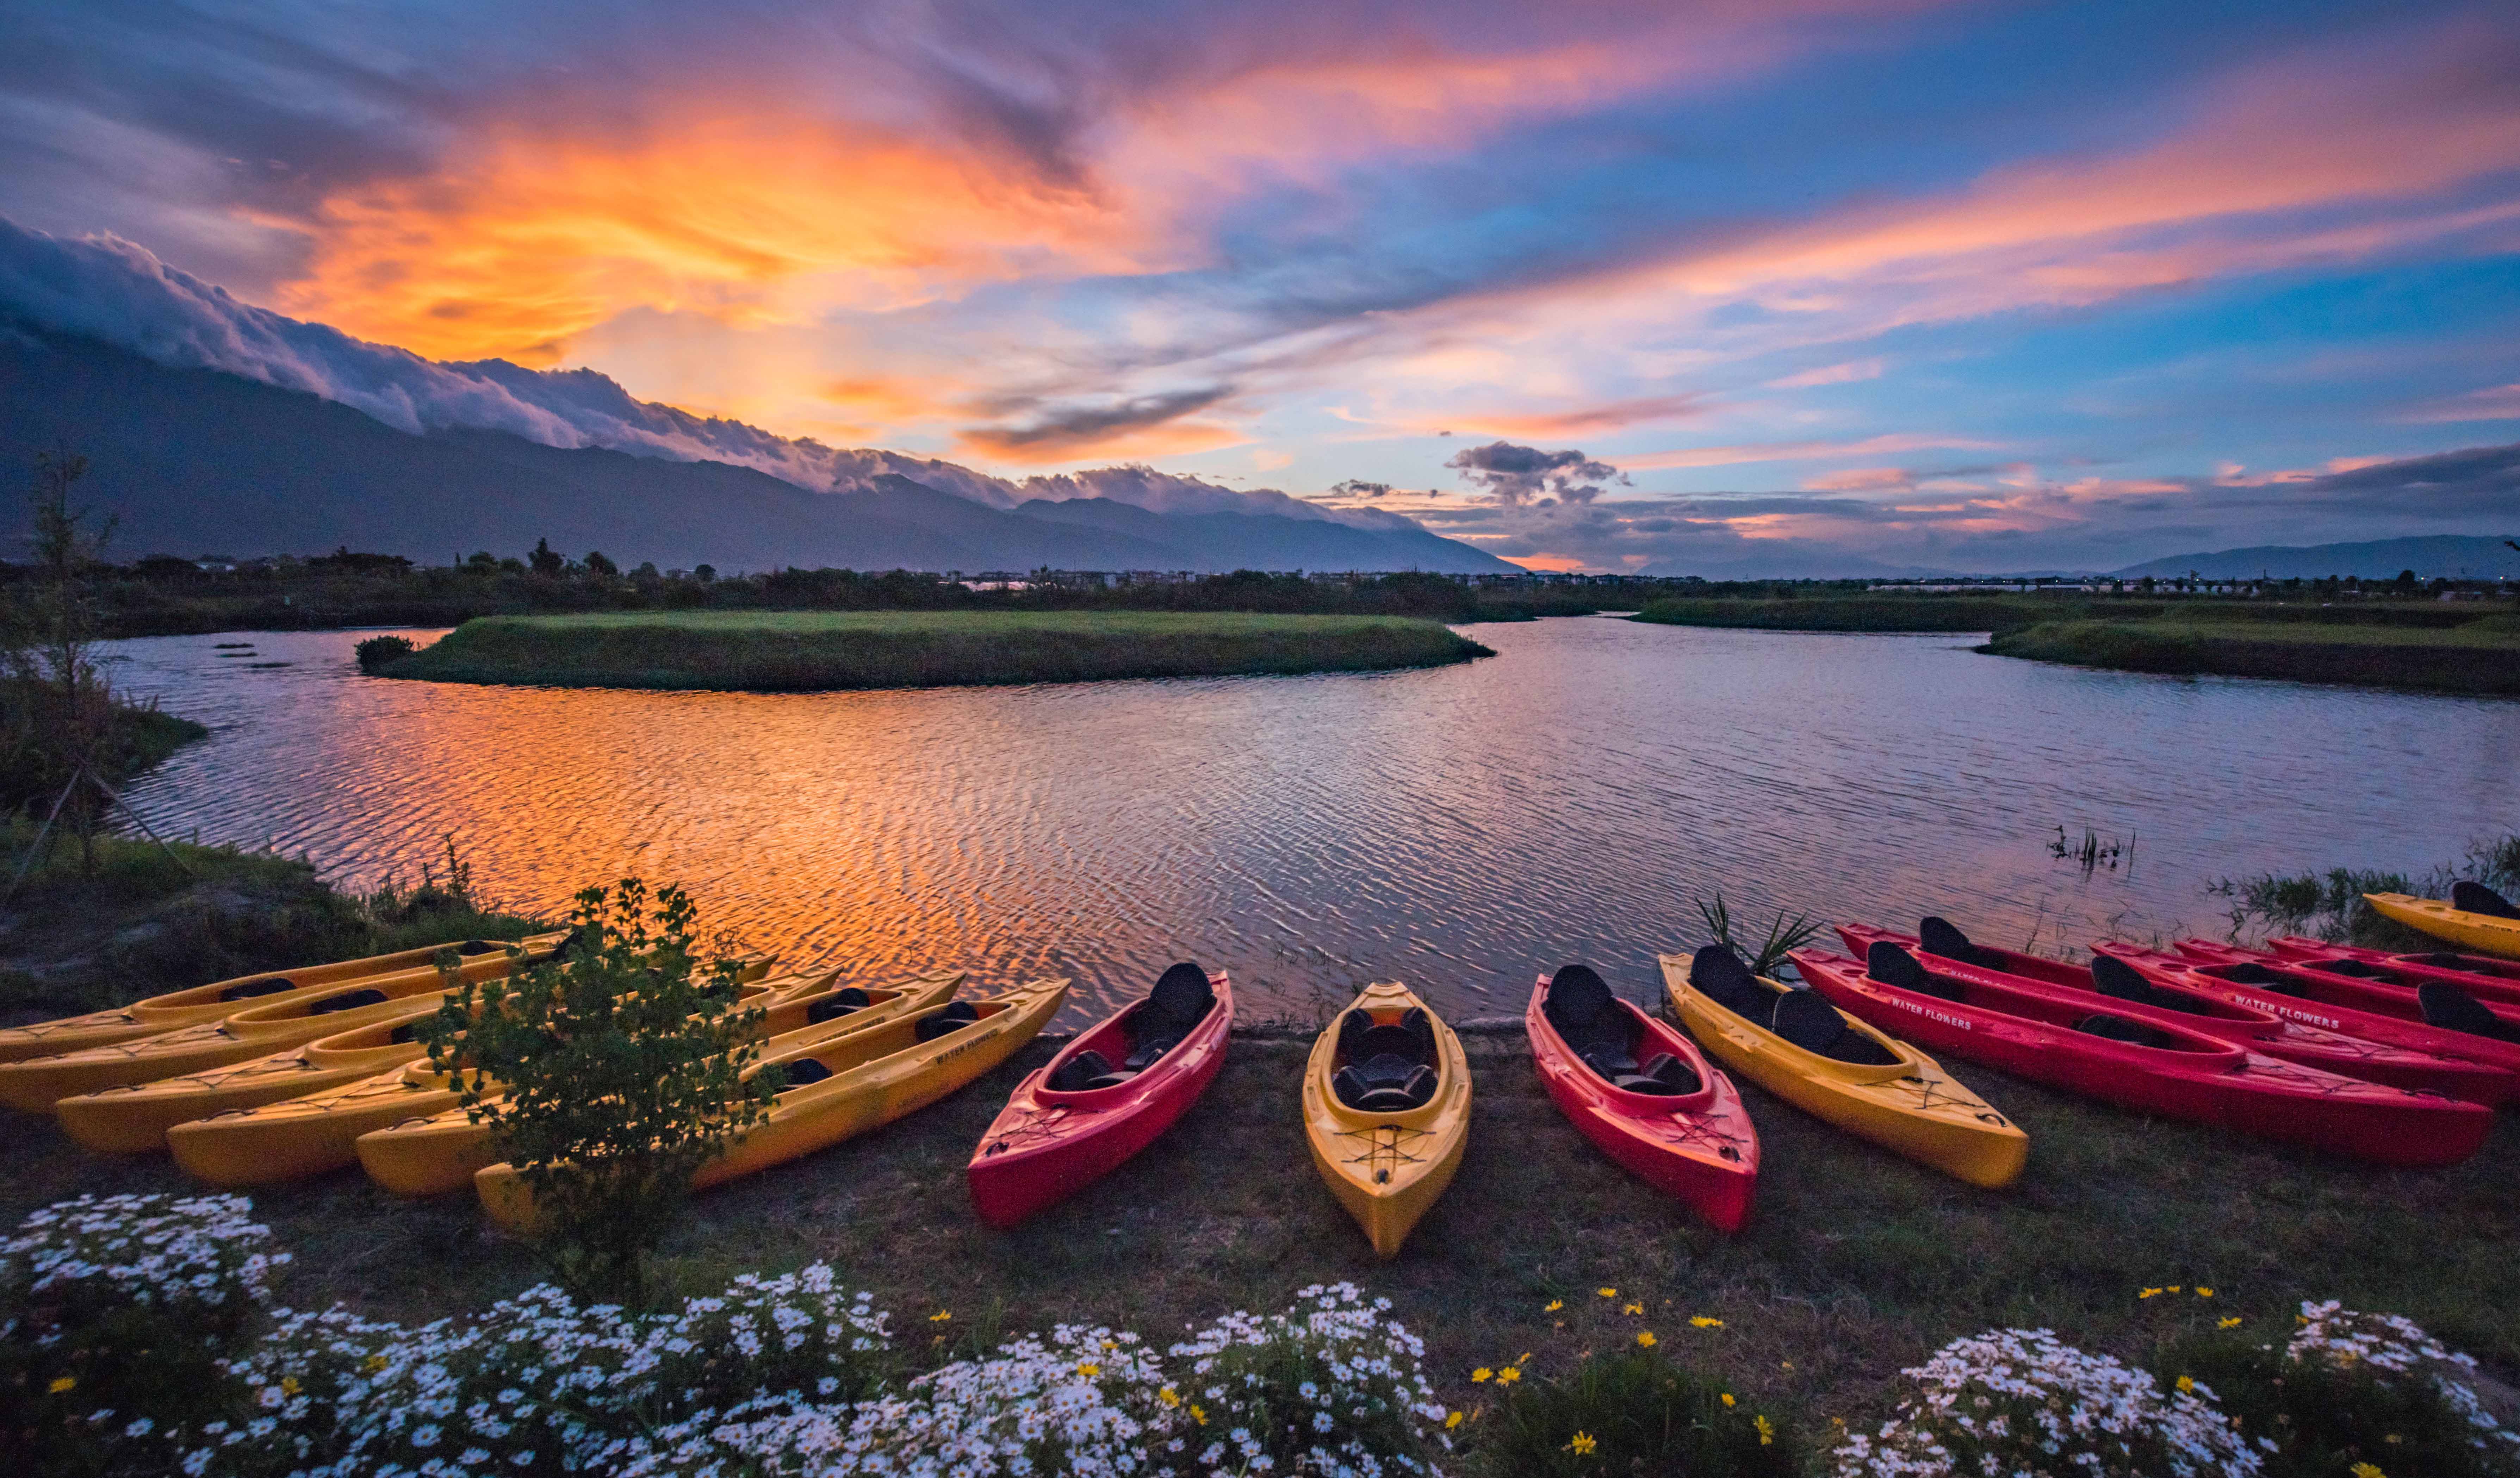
{"left": 2109, "top": 535, "right": 2520, "bottom": 580}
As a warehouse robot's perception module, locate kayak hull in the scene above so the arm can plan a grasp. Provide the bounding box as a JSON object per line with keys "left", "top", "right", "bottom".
{"left": 1530, "top": 979, "right": 1758, "bottom": 1229}
{"left": 967, "top": 973, "right": 1233, "bottom": 1228}
{"left": 1661, "top": 955, "right": 2022, "bottom": 1189}
{"left": 350, "top": 971, "right": 957, "bottom": 1196}
{"left": 58, "top": 1003, "right": 440, "bottom": 1154}
{"left": 475, "top": 978, "right": 1067, "bottom": 1232}
{"left": 2257, "top": 936, "right": 2520, "bottom": 1005}
{"left": 1795, "top": 947, "right": 2490, "bottom": 1168}
{"left": 1302, "top": 981, "right": 1470, "bottom": 1258}
{"left": 2364, "top": 893, "right": 2520, "bottom": 959}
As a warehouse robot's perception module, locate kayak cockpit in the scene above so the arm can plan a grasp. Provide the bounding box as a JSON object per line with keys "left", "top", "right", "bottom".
{"left": 1688, "top": 947, "right": 1900, "bottom": 1067}
{"left": 1542, "top": 964, "right": 1706, "bottom": 1095}
{"left": 1043, "top": 962, "right": 1218, "bottom": 1095}
{"left": 1866, "top": 943, "right": 2239, "bottom": 1058}
{"left": 1331, "top": 1000, "right": 1442, "bottom": 1111}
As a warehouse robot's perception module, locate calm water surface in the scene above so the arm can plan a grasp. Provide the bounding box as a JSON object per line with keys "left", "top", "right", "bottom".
{"left": 104, "top": 618, "right": 2520, "bottom": 1024}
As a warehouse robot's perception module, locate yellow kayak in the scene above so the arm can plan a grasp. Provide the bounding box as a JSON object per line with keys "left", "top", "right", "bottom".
{"left": 0, "top": 932, "right": 573, "bottom": 1111}
{"left": 2365, "top": 892, "right": 2520, "bottom": 960}
{"left": 1301, "top": 981, "right": 1470, "bottom": 1259}
{"left": 1663, "top": 947, "right": 2026, "bottom": 1189}
{"left": 476, "top": 976, "right": 1066, "bottom": 1233}
{"left": 349, "top": 970, "right": 958, "bottom": 1197}
{"left": 0, "top": 934, "right": 566, "bottom": 1065}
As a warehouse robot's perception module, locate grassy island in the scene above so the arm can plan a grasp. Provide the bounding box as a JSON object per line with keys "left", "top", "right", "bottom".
{"left": 1632, "top": 594, "right": 2520, "bottom": 696}
{"left": 373, "top": 610, "right": 1494, "bottom": 691}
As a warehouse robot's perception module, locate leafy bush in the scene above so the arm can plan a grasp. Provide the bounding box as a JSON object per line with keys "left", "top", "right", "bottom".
{"left": 1832, "top": 1327, "right": 2261, "bottom": 1478}
{"left": 419, "top": 878, "right": 771, "bottom": 1304}
{"left": 1, "top": 1194, "right": 285, "bottom": 1476}
{"left": 1165, "top": 1281, "right": 1451, "bottom": 1477}
{"left": 350, "top": 635, "right": 414, "bottom": 673}
{"left": 2164, "top": 1302, "right": 2520, "bottom": 1478}
{"left": 2210, "top": 831, "right": 2520, "bottom": 947}
{"left": 1481, "top": 1347, "right": 1800, "bottom": 1478}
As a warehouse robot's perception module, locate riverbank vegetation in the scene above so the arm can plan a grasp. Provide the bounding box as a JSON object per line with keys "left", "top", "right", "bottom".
{"left": 373, "top": 610, "right": 1496, "bottom": 691}
{"left": 1631, "top": 588, "right": 2520, "bottom": 695}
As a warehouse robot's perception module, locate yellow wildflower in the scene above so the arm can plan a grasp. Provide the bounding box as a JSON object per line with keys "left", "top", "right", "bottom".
{"left": 1597, "top": 1287, "right": 1618, "bottom": 1298}
{"left": 1756, "top": 1415, "right": 1776, "bottom": 1446}
{"left": 1076, "top": 1362, "right": 1101, "bottom": 1379}
{"left": 2139, "top": 1288, "right": 2164, "bottom": 1299}
{"left": 1721, "top": 1392, "right": 1736, "bottom": 1407}
{"left": 2219, "top": 1317, "right": 2243, "bottom": 1329}
{"left": 2176, "top": 1376, "right": 2195, "bottom": 1394}
{"left": 49, "top": 1376, "right": 75, "bottom": 1394}
{"left": 1159, "top": 1387, "right": 1181, "bottom": 1407}
{"left": 365, "top": 1354, "right": 389, "bottom": 1372}
{"left": 1624, "top": 1302, "right": 1644, "bottom": 1315}
{"left": 2197, "top": 1287, "right": 2215, "bottom": 1297}
{"left": 930, "top": 1310, "right": 952, "bottom": 1322}
{"left": 1637, "top": 1331, "right": 1658, "bottom": 1348}
{"left": 1568, "top": 1431, "right": 1598, "bottom": 1455}
{"left": 1191, "top": 1404, "right": 1208, "bottom": 1426}
{"left": 1545, "top": 1299, "right": 1563, "bottom": 1312}
{"left": 2350, "top": 1465, "right": 2385, "bottom": 1478}
{"left": 1102, "top": 1340, "right": 1117, "bottom": 1351}
{"left": 1446, "top": 1411, "right": 1464, "bottom": 1430}
{"left": 1519, "top": 1352, "right": 1534, "bottom": 1364}
{"left": 2167, "top": 1285, "right": 2183, "bottom": 1294}
{"left": 1472, "top": 1368, "right": 1493, "bottom": 1383}
{"left": 1690, "top": 1316, "right": 1725, "bottom": 1329}
{"left": 1497, "top": 1367, "right": 1523, "bottom": 1385}
{"left": 281, "top": 1376, "right": 301, "bottom": 1397}
{"left": 1781, "top": 1361, "right": 1795, "bottom": 1371}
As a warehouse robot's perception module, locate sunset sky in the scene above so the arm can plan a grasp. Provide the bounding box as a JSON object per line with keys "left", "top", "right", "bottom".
{"left": 5, "top": 0, "right": 2518, "bottom": 572}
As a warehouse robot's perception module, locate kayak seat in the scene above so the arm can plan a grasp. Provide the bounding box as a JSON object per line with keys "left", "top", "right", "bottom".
{"left": 2216, "top": 962, "right": 2309, "bottom": 996}
{"left": 778, "top": 1058, "right": 834, "bottom": 1089}
{"left": 389, "top": 1023, "right": 420, "bottom": 1045}
{"left": 457, "top": 939, "right": 497, "bottom": 955}
{"left": 1612, "top": 1051, "right": 1701, "bottom": 1097}
{"left": 1866, "top": 942, "right": 1963, "bottom": 1002}
{"left": 2075, "top": 1012, "right": 2180, "bottom": 1049}
{"left": 1147, "top": 962, "right": 1216, "bottom": 1033}
{"left": 1348, "top": 1023, "right": 1435, "bottom": 1066}
{"left": 1123, "top": 1034, "right": 1183, "bottom": 1072}
{"left": 915, "top": 1001, "right": 981, "bottom": 1042}
{"left": 2451, "top": 880, "right": 2520, "bottom": 920}
{"left": 807, "top": 988, "right": 873, "bottom": 1025}
{"left": 1048, "top": 1049, "right": 1113, "bottom": 1093}
{"left": 1580, "top": 1044, "right": 1641, "bottom": 1079}
{"left": 1335, "top": 1055, "right": 1437, "bottom": 1112}
{"left": 1545, "top": 966, "right": 1639, "bottom": 1067}
{"left": 2410, "top": 953, "right": 2481, "bottom": 969}
{"left": 2309, "top": 960, "right": 2389, "bottom": 979}
{"left": 1770, "top": 988, "right": 1901, "bottom": 1065}
{"left": 2090, "top": 954, "right": 2189, "bottom": 1012}
{"left": 309, "top": 989, "right": 389, "bottom": 1015}
{"left": 1689, "top": 945, "right": 1768, "bottom": 1020}
{"left": 1918, "top": 916, "right": 1996, "bottom": 968}
{"left": 219, "top": 978, "right": 292, "bottom": 1002}
{"left": 2417, "top": 983, "right": 2520, "bottom": 1042}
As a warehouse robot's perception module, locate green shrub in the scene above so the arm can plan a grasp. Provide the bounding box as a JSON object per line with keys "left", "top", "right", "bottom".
{"left": 352, "top": 635, "right": 414, "bottom": 672}
{"left": 420, "top": 878, "right": 772, "bottom": 1305}
{"left": 1481, "top": 1347, "right": 1800, "bottom": 1478}
{"left": 2164, "top": 1303, "right": 2520, "bottom": 1478}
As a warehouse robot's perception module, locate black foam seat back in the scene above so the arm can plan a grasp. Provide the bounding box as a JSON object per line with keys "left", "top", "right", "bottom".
{"left": 1689, "top": 945, "right": 1767, "bottom": 1019}
{"left": 2075, "top": 1012, "right": 2179, "bottom": 1049}
{"left": 778, "top": 1058, "right": 834, "bottom": 1089}
{"left": 1336, "top": 1008, "right": 1376, "bottom": 1062}
{"left": 2090, "top": 954, "right": 2167, "bottom": 1007}
{"left": 220, "top": 977, "right": 292, "bottom": 1002}
{"left": 1544, "top": 965, "right": 1617, "bottom": 1036}
{"left": 1866, "top": 941, "right": 1955, "bottom": 999}
{"left": 2217, "top": 962, "right": 2303, "bottom": 994}
{"left": 1048, "top": 1049, "right": 1112, "bottom": 1093}
{"left": 915, "top": 1000, "right": 980, "bottom": 1042}
{"left": 1918, "top": 916, "right": 1990, "bottom": 966}
{"left": 1148, "top": 962, "right": 1216, "bottom": 1033}
{"left": 389, "top": 1023, "right": 420, "bottom": 1045}
{"left": 807, "top": 987, "right": 873, "bottom": 1025}
{"left": 458, "top": 939, "right": 497, "bottom": 956}
{"left": 2418, "top": 982, "right": 2515, "bottom": 1040}
{"left": 2452, "top": 880, "right": 2520, "bottom": 920}
{"left": 1770, "top": 988, "right": 1849, "bottom": 1055}
{"left": 1123, "top": 1034, "right": 1183, "bottom": 1072}
{"left": 1349, "top": 1024, "right": 1430, "bottom": 1066}
{"left": 2314, "top": 960, "right": 2387, "bottom": 978}
{"left": 1580, "top": 1044, "right": 1640, "bottom": 1079}
{"left": 308, "top": 988, "right": 388, "bottom": 1015}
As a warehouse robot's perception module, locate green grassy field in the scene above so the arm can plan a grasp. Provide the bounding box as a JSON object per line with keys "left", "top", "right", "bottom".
{"left": 6, "top": 1019, "right": 2510, "bottom": 1442}
{"left": 379, "top": 610, "right": 1495, "bottom": 691}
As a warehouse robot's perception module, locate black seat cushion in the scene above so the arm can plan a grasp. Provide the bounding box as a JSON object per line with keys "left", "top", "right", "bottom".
{"left": 1048, "top": 1049, "right": 1113, "bottom": 1093}
{"left": 1147, "top": 962, "right": 1216, "bottom": 1035}
{"left": 1918, "top": 916, "right": 1993, "bottom": 967}
{"left": 457, "top": 939, "right": 498, "bottom": 956}
{"left": 2090, "top": 954, "right": 2186, "bottom": 1011}
{"left": 1867, "top": 942, "right": 1962, "bottom": 1001}
{"left": 2452, "top": 880, "right": 2520, "bottom": 920}
{"left": 1689, "top": 945, "right": 1767, "bottom": 1020}
{"left": 1580, "top": 1044, "right": 1641, "bottom": 1079}
{"left": 2215, "top": 961, "right": 2309, "bottom": 997}
{"left": 915, "top": 1001, "right": 981, "bottom": 1042}
{"left": 2075, "top": 1012, "right": 2180, "bottom": 1049}
{"left": 2311, "top": 960, "right": 2388, "bottom": 979}
{"left": 1613, "top": 1051, "right": 1701, "bottom": 1096}
{"left": 1123, "top": 1034, "right": 1183, "bottom": 1072}
{"left": 1333, "top": 1056, "right": 1437, "bottom": 1111}
{"left": 1336, "top": 1008, "right": 1376, "bottom": 1062}
{"left": 308, "top": 988, "right": 388, "bottom": 1015}
{"left": 779, "top": 1058, "right": 834, "bottom": 1088}
{"left": 220, "top": 977, "right": 292, "bottom": 1002}
{"left": 807, "top": 987, "right": 873, "bottom": 1025}
{"left": 2418, "top": 982, "right": 2519, "bottom": 1041}
{"left": 389, "top": 1023, "right": 420, "bottom": 1045}
{"left": 1770, "top": 989, "right": 1901, "bottom": 1065}
{"left": 1546, "top": 966, "right": 1635, "bottom": 1065}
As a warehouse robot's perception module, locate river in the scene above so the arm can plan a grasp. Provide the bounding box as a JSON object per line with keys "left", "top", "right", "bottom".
{"left": 103, "top": 616, "right": 2520, "bottom": 1024}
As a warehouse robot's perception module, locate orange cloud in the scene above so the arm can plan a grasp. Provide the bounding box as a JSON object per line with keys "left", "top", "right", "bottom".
{"left": 1802, "top": 466, "right": 1915, "bottom": 491}
{"left": 1444, "top": 392, "right": 1711, "bottom": 436}
{"left": 953, "top": 417, "right": 1248, "bottom": 466}
{"left": 1767, "top": 359, "right": 1883, "bottom": 388}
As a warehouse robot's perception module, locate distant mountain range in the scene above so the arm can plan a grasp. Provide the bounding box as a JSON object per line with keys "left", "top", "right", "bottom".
{"left": 2110, "top": 535, "right": 2520, "bottom": 580}
{"left": 0, "top": 331, "right": 1510, "bottom": 573}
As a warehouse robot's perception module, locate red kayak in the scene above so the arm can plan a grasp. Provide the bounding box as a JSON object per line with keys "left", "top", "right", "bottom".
{"left": 967, "top": 964, "right": 1231, "bottom": 1228}
{"left": 1527, "top": 966, "right": 1758, "bottom": 1232}
{"left": 1835, "top": 922, "right": 2518, "bottom": 1106}
{"left": 2203, "top": 938, "right": 2520, "bottom": 1010}
{"left": 1793, "top": 943, "right": 2491, "bottom": 1167}
{"left": 2098, "top": 943, "right": 2520, "bottom": 1083}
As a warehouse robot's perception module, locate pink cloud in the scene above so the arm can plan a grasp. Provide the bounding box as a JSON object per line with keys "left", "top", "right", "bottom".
{"left": 1766, "top": 358, "right": 1883, "bottom": 388}
{"left": 1623, "top": 431, "right": 2000, "bottom": 470}
{"left": 2399, "top": 382, "right": 2520, "bottom": 423}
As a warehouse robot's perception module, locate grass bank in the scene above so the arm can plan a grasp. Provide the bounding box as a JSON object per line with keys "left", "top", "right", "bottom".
{"left": 4, "top": 1020, "right": 2510, "bottom": 1437}
{"left": 1988, "top": 615, "right": 2520, "bottom": 696}
{"left": 377, "top": 610, "right": 1495, "bottom": 691}
{"left": 0, "top": 681, "right": 207, "bottom": 814}
{"left": 0, "top": 829, "right": 549, "bottom": 1023}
